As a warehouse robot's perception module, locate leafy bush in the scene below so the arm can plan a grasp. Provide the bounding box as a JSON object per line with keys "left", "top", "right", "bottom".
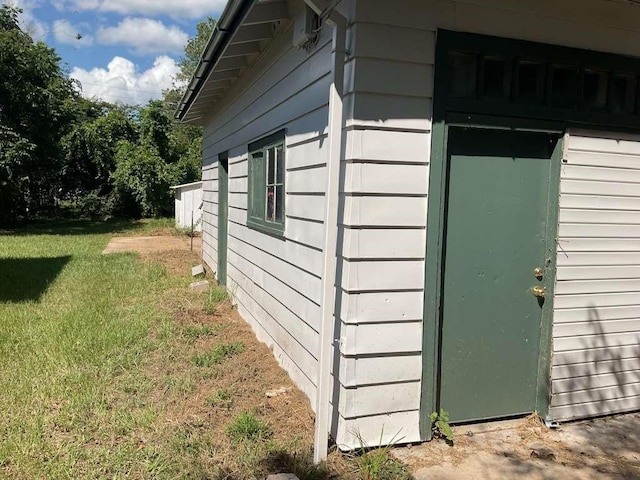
{"left": 113, "top": 141, "right": 173, "bottom": 218}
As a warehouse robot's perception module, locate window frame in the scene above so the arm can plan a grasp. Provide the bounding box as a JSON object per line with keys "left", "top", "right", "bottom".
{"left": 247, "top": 130, "right": 286, "bottom": 237}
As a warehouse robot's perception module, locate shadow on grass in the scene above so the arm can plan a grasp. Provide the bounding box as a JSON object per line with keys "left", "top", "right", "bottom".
{"left": 0, "top": 218, "right": 155, "bottom": 237}
{"left": 0, "top": 256, "right": 72, "bottom": 302}
{"left": 259, "top": 448, "right": 327, "bottom": 480}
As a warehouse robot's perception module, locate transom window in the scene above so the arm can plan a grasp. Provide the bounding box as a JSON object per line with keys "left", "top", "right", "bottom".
{"left": 438, "top": 30, "right": 640, "bottom": 128}
{"left": 449, "top": 51, "right": 640, "bottom": 114}
{"left": 247, "top": 130, "right": 285, "bottom": 236}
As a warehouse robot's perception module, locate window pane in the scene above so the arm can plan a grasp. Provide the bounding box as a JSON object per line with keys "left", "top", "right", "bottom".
{"left": 276, "top": 145, "right": 285, "bottom": 184}
{"left": 450, "top": 51, "right": 477, "bottom": 98}
{"left": 583, "top": 69, "right": 608, "bottom": 111}
{"left": 481, "top": 56, "right": 506, "bottom": 98}
{"left": 267, "top": 147, "right": 275, "bottom": 185}
{"left": 612, "top": 74, "right": 636, "bottom": 113}
{"left": 550, "top": 65, "right": 579, "bottom": 109}
{"left": 249, "top": 152, "right": 263, "bottom": 217}
{"left": 266, "top": 186, "right": 275, "bottom": 222}
{"left": 516, "top": 61, "right": 545, "bottom": 104}
{"left": 275, "top": 186, "right": 284, "bottom": 223}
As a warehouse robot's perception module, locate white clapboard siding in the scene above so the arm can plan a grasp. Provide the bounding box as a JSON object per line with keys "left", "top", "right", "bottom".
{"left": 551, "top": 130, "right": 640, "bottom": 422}
{"left": 340, "top": 354, "right": 422, "bottom": 387}
{"left": 336, "top": 5, "right": 432, "bottom": 449}
{"left": 341, "top": 260, "right": 425, "bottom": 292}
{"left": 340, "top": 0, "right": 640, "bottom": 446}
{"left": 554, "top": 345, "right": 640, "bottom": 367}
{"left": 340, "top": 290, "right": 425, "bottom": 323}
{"left": 336, "top": 410, "right": 421, "bottom": 450}
{"left": 201, "top": 166, "right": 219, "bottom": 273}
{"left": 339, "top": 382, "right": 421, "bottom": 418}
{"left": 341, "top": 322, "right": 423, "bottom": 356}
{"left": 228, "top": 269, "right": 317, "bottom": 403}
{"left": 553, "top": 357, "right": 640, "bottom": 379}
{"left": 198, "top": 19, "right": 336, "bottom": 406}
{"left": 340, "top": 228, "right": 426, "bottom": 260}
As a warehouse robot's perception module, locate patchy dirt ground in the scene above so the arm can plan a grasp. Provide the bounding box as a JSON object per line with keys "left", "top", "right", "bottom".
{"left": 109, "top": 232, "right": 640, "bottom": 479}
{"left": 395, "top": 413, "right": 640, "bottom": 480}
{"left": 124, "top": 237, "right": 377, "bottom": 479}
{"left": 138, "top": 243, "right": 321, "bottom": 478}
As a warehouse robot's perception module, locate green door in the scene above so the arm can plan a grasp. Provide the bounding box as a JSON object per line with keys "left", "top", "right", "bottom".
{"left": 217, "top": 153, "right": 229, "bottom": 286}
{"left": 439, "top": 126, "right": 559, "bottom": 423}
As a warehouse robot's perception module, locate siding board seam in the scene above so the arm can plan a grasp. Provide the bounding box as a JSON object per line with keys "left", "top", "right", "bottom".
{"left": 227, "top": 232, "right": 322, "bottom": 279}
{"left": 227, "top": 246, "right": 321, "bottom": 308}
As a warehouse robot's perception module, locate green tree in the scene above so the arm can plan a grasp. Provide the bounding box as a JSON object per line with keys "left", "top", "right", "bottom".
{"left": 0, "top": 5, "right": 76, "bottom": 225}
{"left": 139, "top": 100, "right": 173, "bottom": 161}
{"left": 112, "top": 141, "right": 173, "bottom": 218}
{"left": 176, "top": 17, "right": 217, "bottom": 86}
{"left": 61, "top": 102, "right": 136, "bottom": 198}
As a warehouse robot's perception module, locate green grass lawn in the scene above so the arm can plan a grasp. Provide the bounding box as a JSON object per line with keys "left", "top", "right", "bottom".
{"left": 0, "top": 218, "right": 182, "bottom": 478}
{"left": 0, "top": 218, "right": 410, "bottom": 480}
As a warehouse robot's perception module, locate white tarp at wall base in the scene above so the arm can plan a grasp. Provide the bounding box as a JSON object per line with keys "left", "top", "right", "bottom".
{"left": 171, "top": 181, "right": 203, "bottom": 231}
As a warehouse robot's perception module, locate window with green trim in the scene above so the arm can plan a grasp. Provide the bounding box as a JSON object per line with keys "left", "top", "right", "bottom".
{"left": 247, "top": 130, "right": 285, "bottom": 236}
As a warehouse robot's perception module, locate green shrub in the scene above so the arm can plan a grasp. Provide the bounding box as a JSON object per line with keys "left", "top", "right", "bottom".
{"left": 112, "top": 141, "right": 173, "bottom": 218}
{"left": 226, "top": 412, "right": 271, "bottom": 442}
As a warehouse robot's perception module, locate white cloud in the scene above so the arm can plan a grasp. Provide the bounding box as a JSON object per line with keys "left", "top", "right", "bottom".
{"left": 52, "top": 19, "right": 94, "bottom": 46}
{"left": 70, "top": 55, "right": 179, "bottom": 105}
{"left": 53, "top": 0, "right": 227, "bottom": 18}
{"left": 96, "top": 17, "right": 188, "bottom": 55}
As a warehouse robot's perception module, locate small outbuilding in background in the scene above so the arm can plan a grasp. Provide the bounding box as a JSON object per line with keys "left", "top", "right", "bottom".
{"left": 171, "top": 181, "right": 203, "bottom": 232}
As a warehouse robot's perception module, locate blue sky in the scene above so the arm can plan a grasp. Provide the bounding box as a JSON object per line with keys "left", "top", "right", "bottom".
{"left": 11, "top": 0, "right": 227, "bottom": 104}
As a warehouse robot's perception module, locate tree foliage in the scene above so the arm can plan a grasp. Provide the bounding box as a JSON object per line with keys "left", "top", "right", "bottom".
{"left": 0, "top": 5, "right": 211, "bottom": 226}
{"left": 113, "top": 142, "right": 172, "bottom": 218}
{"left": 0, "top": 5, "right": 76, "bottom": 225}
{"left": 175, "top": 17, "right": 217, "bottom": 86}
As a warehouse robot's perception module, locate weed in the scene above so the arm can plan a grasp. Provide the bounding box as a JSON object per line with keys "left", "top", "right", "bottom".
{"left": 358, "top": 448, "right": 409, "bottom": 480}
{"left": 343, "top": 429, "right": 409, "bottom": 480}
{"left": 226, "top": 411, "right": 272, "bottom": 442}
{"left": 206, "top": 388, "right": 234, "bottom": 408}
{"left": 191, "top": 342, "right": 245, "bottom": 367}
{"left": 430, "top": 409, "right": 454, "bottom": 443}
{"left": 184, "top": 324, "right": 214, "bottom": 339}
{"left": 204, "top": 285, "right": 229, "bottom": 315}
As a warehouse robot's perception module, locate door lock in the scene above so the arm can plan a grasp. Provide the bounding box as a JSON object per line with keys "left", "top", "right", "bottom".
{"left": 534, "top": 268, "right": 544, "bottom": 280}
{"left": 531, "top": 286, "right": 546, "bottom": 299}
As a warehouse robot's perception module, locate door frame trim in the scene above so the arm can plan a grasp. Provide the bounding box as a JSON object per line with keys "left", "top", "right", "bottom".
{"left": 419, "top": 112, "right": 563, "bottom": 439}
{"left": 217, "top": 151, "right": 229, "bottom": 286}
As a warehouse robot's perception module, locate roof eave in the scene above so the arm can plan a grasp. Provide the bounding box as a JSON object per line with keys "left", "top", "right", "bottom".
{"left": 174, "top": 0, "right": 258, "bottom": 122}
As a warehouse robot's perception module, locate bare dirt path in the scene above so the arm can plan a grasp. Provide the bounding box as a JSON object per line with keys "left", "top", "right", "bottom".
{"left": 395, "top": 413, "right": 640, "bottom": 480}
{"left": 103, "top": 235, "right": 202, "bottom": 255}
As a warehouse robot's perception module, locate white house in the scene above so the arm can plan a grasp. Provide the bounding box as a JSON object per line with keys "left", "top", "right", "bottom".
{"left": 171, "top": 181, "right": 203, "bottom": 231}
{"left": 176, "top": 0, "right": 640, "bottom": 457}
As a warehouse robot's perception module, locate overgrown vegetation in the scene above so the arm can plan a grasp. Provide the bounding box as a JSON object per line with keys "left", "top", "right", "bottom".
{"left": 0, "top": 5, "right": 215, "bottom": 227}
{"left": 344, "top": 430, "right": 411, "bottom": 480}
{"left": 430, "top": 409, "right": 454, "bottom": 443}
